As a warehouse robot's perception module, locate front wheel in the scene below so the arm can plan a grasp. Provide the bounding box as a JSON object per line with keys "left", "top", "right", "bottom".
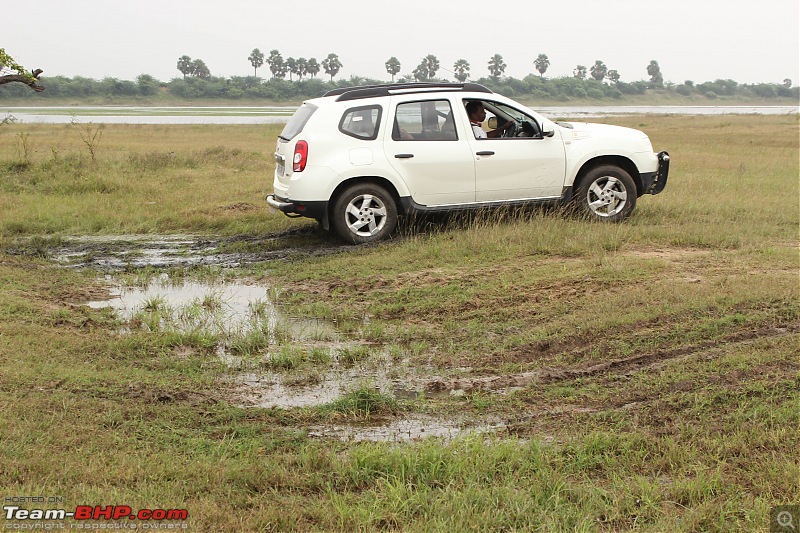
{"left": 332, "top": 183, "right": 398, "bottom": 244}
{"left": 575, "top": 165, "right": 637, "bottom": 222}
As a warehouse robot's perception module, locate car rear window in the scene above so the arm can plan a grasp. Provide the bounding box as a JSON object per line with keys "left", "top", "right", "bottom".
{"left": 279, "top": 103, "right": 318, "bottom": 141}
{"left": 339, "top": 105, "right": 382, "bottom": 140}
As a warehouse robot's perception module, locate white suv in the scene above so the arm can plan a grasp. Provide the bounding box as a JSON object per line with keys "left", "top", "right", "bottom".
{"left": 267, "top": 83, "right": 669, "bottom": 244}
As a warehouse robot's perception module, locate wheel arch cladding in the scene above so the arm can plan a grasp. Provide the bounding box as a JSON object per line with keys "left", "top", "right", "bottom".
{"left": 575, "top": 156, "right": 642, "bottom": 196}
{"left": 329, "top": 176, "right": 403, "bottom": 216}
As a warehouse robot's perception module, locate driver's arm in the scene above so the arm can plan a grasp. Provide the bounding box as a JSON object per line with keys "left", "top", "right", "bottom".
{"left": 487, "top": 120, "right": 514, "bottom": 139}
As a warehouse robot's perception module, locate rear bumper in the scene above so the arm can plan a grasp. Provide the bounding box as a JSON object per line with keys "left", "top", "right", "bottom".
{"left": 266, "top": 194, "right": 328, "bottom": 221}
{"left": 640, "top": 151, "right": 670, "bottom": 195}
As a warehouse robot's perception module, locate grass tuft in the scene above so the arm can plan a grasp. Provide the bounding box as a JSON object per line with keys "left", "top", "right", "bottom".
{"left": 323, "top": 385, "right": 398, "bottom": 417}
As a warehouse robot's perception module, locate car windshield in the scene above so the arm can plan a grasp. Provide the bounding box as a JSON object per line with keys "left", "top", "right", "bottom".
{"left": 483, "top": 101, "right": 532, "bottom": 123}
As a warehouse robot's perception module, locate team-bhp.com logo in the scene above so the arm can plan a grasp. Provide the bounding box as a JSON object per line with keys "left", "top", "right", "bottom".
{"left": 4, "top": 504, "right": 188, "bottom": 529}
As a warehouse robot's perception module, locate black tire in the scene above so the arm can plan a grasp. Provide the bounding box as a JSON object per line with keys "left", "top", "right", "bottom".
{"left": 332, "top": 183, "right": 398, "bottom": 244}
{"left": 575, "top": 165, "right": 637, "bottom": 222}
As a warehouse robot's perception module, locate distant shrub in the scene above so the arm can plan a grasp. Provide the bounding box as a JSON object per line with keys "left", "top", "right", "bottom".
{"left": 616, "top": 81, "right": 648, "bottom": 95}
{"left": 751, "top": 84, "right": 777, "bottom": 98}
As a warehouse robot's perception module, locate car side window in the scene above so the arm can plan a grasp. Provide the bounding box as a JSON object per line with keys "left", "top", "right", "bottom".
{"left": 463, "top": 99, "right": 543, "bottom": 139}
{"left": 392, "top": 100, "right": 457, "bottom": 141}
{"left": 339, "top": 105, "right": 381, "bottom": 140}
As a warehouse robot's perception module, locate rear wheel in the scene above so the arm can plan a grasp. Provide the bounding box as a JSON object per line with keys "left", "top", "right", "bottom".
{"left": 332, "top": 183, "right": 398, "bottom": 244}
{"left": 575, "top": 165, "right": 637, "bottom": 222}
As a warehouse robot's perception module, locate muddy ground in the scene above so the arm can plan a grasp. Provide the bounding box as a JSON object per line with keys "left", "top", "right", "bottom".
{"left": 25, "top": 232, "right": 799, "bottom": 444}
{"left": 34, "top": 227, "right": 348, "bottom": 270}
{"left": 23, "top": 231, "right": 495, "bottom": 442}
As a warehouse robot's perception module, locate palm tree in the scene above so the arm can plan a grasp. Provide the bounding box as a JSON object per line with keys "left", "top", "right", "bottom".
{"left": 285, "top": 57, "right": 297, "bottom": 81}
{"left": 453, "top": 59, "right": 470, "bottom": 82}
{"left": 422, "top": 54, "right": 439, "bottom": 79}
{"left": 268, "top": 50, "right": 285, "bottom": 79}
{"left": 413, "top": 62, "right": 427, "bottom": 82}
{"left": 534, "top": 54, "right": 550, "bottom": 78}
{"left": 590, "top": 60, "right": 607, "bottom": 82}
{"left": 321, "top": 53, "right": 342, "bottom": 81}
{"left": 177, "top": 55, "right": 193, "bottom": 79}
{"left": 307, "top": 58, "right": 320, "bottom": 78}
{"left": 248, "top": 48, "right": 264, "bottom": 77}
{"left": 487, "top": 54, "right": 506, "bottom": 81}
{"left": 297, "top": 58, "right": 308, "bottom": 81}
{"left": 190, "top": 59, "right": 210, "bottom": 78}
{"left": 573, "top": 65, "right": 587, "bottom": 79}
{"left": 607, "top": 69, "right": 620, "bottom": 84}
{"left": 385, "top": 57, "right": 401, "bottom": 82}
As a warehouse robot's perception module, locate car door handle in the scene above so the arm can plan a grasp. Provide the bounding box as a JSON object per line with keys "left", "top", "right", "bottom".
{"left": 394, "top": 153, "right": 414, "bottom": 159}
{"left": 476, "top": 151, "right": 495, "bottom": 156}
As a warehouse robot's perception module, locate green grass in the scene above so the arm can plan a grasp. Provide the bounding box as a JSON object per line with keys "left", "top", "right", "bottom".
{"left": 323, "top": 385, "right": 399, "bottom": 417}
{"left": 0, "top": 115, "right": 797, "bottom": 531}
{"left": 0, "top": 122, "right": 301, "bottom": 238}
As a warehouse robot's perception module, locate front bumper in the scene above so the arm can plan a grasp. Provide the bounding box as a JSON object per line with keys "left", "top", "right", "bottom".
{"left": 640, "top": 151, "right": 670, "bottom": 195}
{"left": 266, "top": 194, "right": 328, "bottom": 221}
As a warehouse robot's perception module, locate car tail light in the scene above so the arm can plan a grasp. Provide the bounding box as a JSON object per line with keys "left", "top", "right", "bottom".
{"left": 293, "top": 140, "right": 308, "bottom": 172}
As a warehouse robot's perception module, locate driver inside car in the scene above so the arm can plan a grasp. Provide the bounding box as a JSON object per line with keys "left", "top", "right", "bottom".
{"left": 466, "top": 100, "right": 514, "bottom": 139}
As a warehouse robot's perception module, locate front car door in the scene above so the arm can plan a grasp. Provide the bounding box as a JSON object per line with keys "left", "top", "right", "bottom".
{"left": 384, "top": 97, "right": 475, "bottom": 206}
{"left": 463, "top": 99, "right": 566, "bottom": 202}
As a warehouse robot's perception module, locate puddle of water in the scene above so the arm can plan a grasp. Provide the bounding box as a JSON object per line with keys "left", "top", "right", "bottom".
{"left": 85, "top": 273, "right": 336, "bottom": 341}
{"left": 307, "top": 415, "right": 507, "bottom": 443}
{"left": 83, "top": 272, "right": 434, "bottom": 412}
{"left": 79, "top": 261, "right": 438, "bottom": 418}
{"left": 83, "top": 273, "right": 434, "bottom": 413}
{"left": 232, "top": 357, "right": 421, "bottom": 409}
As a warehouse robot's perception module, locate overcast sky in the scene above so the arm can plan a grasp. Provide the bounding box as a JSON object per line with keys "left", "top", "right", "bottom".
{"left": 5, "top": 0, "right": 799, "bottom": 85}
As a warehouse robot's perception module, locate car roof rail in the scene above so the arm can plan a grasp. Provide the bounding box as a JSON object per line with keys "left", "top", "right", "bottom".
{"left": 325, "top": 82, "right": 493, "bottom": 102}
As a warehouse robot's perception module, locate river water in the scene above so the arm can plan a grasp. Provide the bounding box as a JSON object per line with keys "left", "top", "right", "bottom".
{"left": 2, "top": 105, "right": 797, "bottom": 124}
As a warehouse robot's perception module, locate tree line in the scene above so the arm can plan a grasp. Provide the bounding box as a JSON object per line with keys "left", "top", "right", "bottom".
{"left": 175, "top": 50, "right": 679, "bottom": 86}
{"left": 1, "top": 48, "right": 796, "bottom": 101}
{"left": 178, "top": 49, "right": 343, "bottom": 82}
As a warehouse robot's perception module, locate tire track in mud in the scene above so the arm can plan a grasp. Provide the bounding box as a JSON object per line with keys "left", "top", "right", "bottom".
{"left": 424, "top": 324, "right": 798, "bottom": 394}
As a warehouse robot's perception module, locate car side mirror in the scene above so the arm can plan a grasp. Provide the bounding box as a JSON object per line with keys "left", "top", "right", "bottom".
{"left": 541, "top": 127, "right": 555, "bottom": 138}
{"left": 487, "top": 117, "right": 498, "bottom": 129}
{"left": 540, "top": 119, "right": 555, "bottom": 138}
